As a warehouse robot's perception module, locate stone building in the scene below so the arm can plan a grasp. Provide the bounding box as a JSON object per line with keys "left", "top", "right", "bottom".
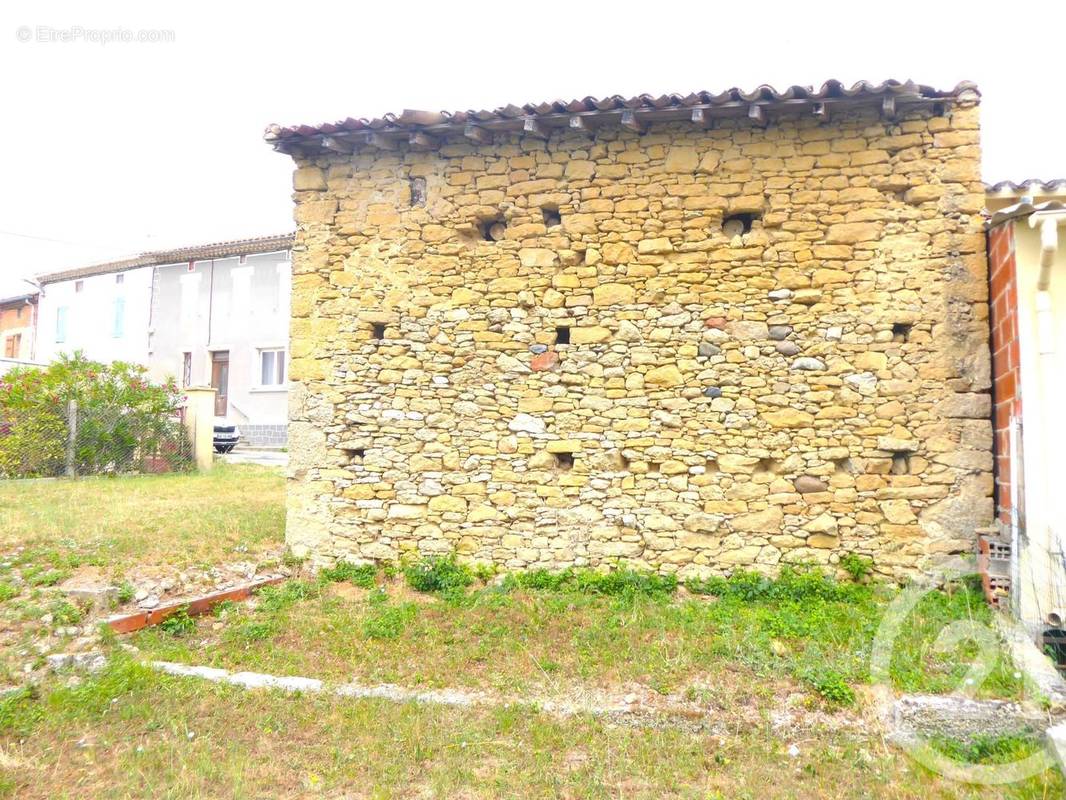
{"left": 267, "top": 79, "right": 992, "bottom": 580}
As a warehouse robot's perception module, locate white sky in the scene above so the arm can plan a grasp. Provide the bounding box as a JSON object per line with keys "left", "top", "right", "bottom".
{"left": 2, "top": 0, "right": 1064, "bottom": 299}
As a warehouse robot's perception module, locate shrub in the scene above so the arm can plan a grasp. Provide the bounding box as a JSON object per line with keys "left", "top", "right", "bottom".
{"left": 159, "top": 606, "right": 196, "bottom": 636}
{"left": 504, "top": 567, "right": 678, "bottom": 599}
{"left": 840, "top": 553, "right": 873, "bottom": 582}
{"left": 116, "top": 582, "right": 135, "bottom": 604}
{"left": 799, "top": 667, "right": 856, "bottom": 706}
{"left": 404, "top": 555, "right": 474, "bottom": 594}
{"left": 686, "top": 567, "right": 870, "bottom": 603}
{"left": 0, "top": 352, "right": 190, "bottom": 477}
{"left": 319, "top": 561, "right": 377, "bottom": 588}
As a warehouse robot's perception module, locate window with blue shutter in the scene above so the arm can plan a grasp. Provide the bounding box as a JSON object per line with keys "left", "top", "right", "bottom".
{"left": 55, "top": 307, "right": 67, "bottom": 343}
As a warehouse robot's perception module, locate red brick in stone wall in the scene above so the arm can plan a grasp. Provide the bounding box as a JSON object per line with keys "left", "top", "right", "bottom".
{"left": 988, "top": 222, "right": 1021, "bottom": 526}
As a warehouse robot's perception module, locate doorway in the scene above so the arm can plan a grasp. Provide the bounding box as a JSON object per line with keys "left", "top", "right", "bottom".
{"left": 211, "top": 350, "right": 229, "bottom": 416}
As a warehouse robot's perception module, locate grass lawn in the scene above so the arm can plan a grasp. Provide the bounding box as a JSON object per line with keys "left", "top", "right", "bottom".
{"left": 0, "top": 472, "right": 1061, "bottom": 797}
{"left": 0, "top": 464, "right": 285, "bottom": 577}
{"left": 0, "top": 655, "right": 1060, "bottom": 799}
{"left": 0, "top": 464, "right": 285, "bottom": 679}
{"left": 134, "top": 566, "right": 1030, "bottom": 704}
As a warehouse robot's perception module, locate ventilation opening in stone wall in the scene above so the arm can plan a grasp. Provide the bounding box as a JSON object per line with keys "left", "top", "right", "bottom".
{"left": 756, "top": 458, "right": 778, "bottom": 474}
{"left": 371, "top": 322, "right": 387, "bottom": 340}
{"left": 555, "top": 452, "right": 575, "bottom": 471}
{"left": 891, "top": 452, "right": 911, "bottom": 475}
{"left": 722, "top": 213, "right": 759, "bottom": 237}
{"left": 705, "top": 458, "right": 719, "bottom": 474}
{"left": 339, "top": 445, "right": 367, "bottom": 466}
{"left": 834, "top": 457, "right": 856, "bottom": 475}
{"left": 648, "top": 462, "right": 661, "bottom": 474}
{"left": 555, "top": 326, "right": 571, "bottom": 345}
{"left": 408, "top": 176, "right": 427, "bottom": 207}
{"left": 892, "top": 322, "right": 912, "bottom": 343}
{"left": 541, "top": 205, "right": 562, "bottom": 228}
{"left": 479, "top": 215, "right": 507, "bottom": 242}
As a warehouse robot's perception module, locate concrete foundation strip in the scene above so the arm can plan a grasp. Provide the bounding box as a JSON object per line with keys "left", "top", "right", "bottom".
{"left": 104, "top": 576, "right": 285, "bottom": 634}
{"left": 150, "top": 661, "right": 731, "bottom": 728}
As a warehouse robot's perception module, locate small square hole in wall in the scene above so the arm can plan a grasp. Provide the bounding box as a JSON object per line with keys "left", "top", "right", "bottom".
{"left": 541, "top": 205, "right": 562, "bottom": 228}
{"left": 371, "top": 322, "right": 387, "bottom": 340}
{"left": 617, "top": 453, "right": 631, "bottom": 471}
{"left": 340, "top": 446, "right": 366, "bottom": 466}
{"left": 555, "top": 452, "right": 575, "bottom": 471}
{"left": 479, "top": 215, "right": 507, "bottom": 242}
{"left": 409, "top": 176, "right": 427, "bottom": 207}
{"left": 891, "top": 453, "right": 911, "bottom": 475}
{"left": 705, "top": 459, "right": 719, "bottom": 474}
{"left": 722, "top": 213, "right": 759, "bottom": 237}
{"left": 648, "top": 462, "right": 661, "bottom": 474}
{"left": 756, "top": 458, "right": 778, "bottom": 474}
{"left": 555, "top": 326, "right": 571, "bottom": 345}
{"left": 834, "top": 457, "right": 856, "bottom": 475}
{"left": 892, "top": 323, "right": 912, "bottom": 343}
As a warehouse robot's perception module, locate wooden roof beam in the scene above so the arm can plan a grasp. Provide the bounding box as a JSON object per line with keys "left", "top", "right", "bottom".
{"left": 881, "top": 95, "right": 897, "bottom": 120}
{"left": 464, "top": 123, "right": 492, "bottom": 145}
{"left": 366, "top": 132, "right": 399, "bottom": 150}
{"left": 620, "top": 110, "right": 645, "bottom": 134}
{"left": 522, "top": 117, "right": 548, "bottom": 139}
{"left": 569, "top": 115, "right": 592, "bottom": 134}
{"left": 320, "top": 136, "right": 355, "bottom": 154}
{"left": 408, "top": 131, "right": 438, "bottom": 150}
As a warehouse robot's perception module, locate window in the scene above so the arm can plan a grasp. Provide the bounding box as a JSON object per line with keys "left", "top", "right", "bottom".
{"left": 259, "top": 348, "right": 286, "bottom": 386}
{"left": 74, "top": 280, "right": 84, "bottom": 293}
{"left": 15, "top": 306, "right": 22, "bottom": 320}
{"left": 115, "top": 273, "right": 124, "bottom": 285}
{"left": 55, "top": 307, "right": 68, "bottom": 343}
{"left": 182, "top": 352, "right": 192, "bottom": 388}
{"left": 3, "top": 334, "right": 20, "bottom": 359}
{"left": 112, "top": 297, "right": 125, "bottom": 338}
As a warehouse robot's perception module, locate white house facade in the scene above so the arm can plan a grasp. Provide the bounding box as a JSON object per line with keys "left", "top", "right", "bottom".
{"left": 36, "top": 234, "right": 293, "bottom": 447}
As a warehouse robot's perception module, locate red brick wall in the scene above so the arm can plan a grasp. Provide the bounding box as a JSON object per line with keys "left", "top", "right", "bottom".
{"left": 989, "top": 221, "right": 1022, "bottom": 526}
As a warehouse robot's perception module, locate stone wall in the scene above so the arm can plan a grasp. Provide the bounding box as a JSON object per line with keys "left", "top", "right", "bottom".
{"left": 283, "top": 98, "right": 991, "bottom": 581}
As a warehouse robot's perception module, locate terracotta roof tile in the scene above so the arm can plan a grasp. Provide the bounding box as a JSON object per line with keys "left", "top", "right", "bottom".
{"left": 265, "top": 79, "right": 979, "bottom": 151}
{"left": 986, "top": 179, "right": 1066, "bottom": 194}
{"left": 38, "top": 233, "right": 294, "bottom": 284}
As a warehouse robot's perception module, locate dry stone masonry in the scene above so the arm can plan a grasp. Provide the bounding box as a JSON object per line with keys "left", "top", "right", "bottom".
{"left": 271, "top": 82, "right": 991, "bottom": 580}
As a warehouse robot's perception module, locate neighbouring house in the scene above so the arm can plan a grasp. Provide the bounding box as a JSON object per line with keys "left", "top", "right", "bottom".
{"left": 986, "top": 196, "right": 1066, "bottom": 639}
{"left": 0, "top": 292, "right": 38, "bottom": 367}
{"left": 36, "top": 234, "right": 294, "bottom": 447}
{"left": 267, "top": 79, "right": 992, "bottom": 579}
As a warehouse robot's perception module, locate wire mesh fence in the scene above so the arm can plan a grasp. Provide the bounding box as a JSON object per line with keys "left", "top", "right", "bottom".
{"left": 0, "top": 399, "right": 194, "bottom": 479}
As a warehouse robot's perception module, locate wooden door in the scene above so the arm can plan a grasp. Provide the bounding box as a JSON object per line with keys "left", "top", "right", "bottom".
{"left": 211, "top": 351, "right": 229, "bottom": 416}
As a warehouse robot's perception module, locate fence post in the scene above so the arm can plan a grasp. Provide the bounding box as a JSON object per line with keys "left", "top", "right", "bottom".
{"left": 65, "top": 398, "right": 77, "bottom": 477}
{"left": 183, "top": 387, "right": 217, "bottom": 471}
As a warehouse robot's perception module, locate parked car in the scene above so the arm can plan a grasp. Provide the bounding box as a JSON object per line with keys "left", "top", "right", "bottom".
{"left": 213, "top": 424, "right": 240, "bottom": 453}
